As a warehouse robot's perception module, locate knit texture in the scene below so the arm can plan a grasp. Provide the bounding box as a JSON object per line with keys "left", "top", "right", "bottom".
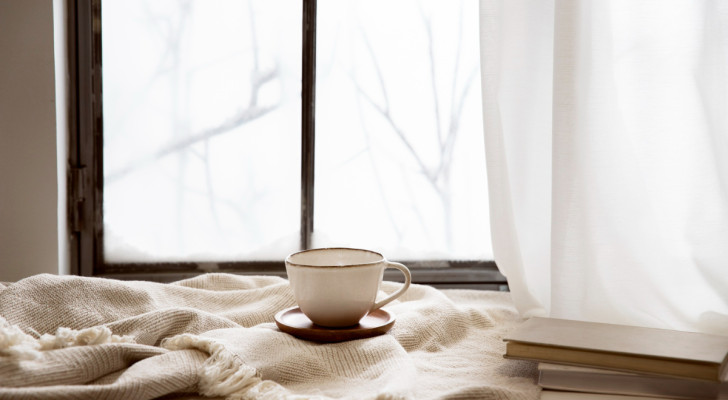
{"left": 0, "top": 273, "right": 538, "bottom": 399}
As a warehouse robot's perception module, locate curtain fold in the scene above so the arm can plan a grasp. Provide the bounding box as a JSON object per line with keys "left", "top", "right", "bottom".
{"left": 480, "top": 0, "right": 728, "bottom": 334}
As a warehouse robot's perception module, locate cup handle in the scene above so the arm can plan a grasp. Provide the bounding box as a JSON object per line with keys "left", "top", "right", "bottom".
{"left": 371, "top": 261, "right": 412, "bottom": 312}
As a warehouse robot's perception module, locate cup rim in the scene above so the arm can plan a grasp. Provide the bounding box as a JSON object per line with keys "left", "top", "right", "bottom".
{"left": 285, "top": 247, "right": 384, "bottom": 268}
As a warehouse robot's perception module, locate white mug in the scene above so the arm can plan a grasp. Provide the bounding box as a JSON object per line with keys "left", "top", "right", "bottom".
{"left": 285, "top": 247, "right": 412, "bottom": 327}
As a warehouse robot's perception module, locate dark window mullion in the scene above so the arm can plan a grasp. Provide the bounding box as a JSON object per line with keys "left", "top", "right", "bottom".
{"left": 300, "top": 0, "right": 317, "bottom": 250}
{"left": 69, "top": 0, "right": 103, "bottom": 277}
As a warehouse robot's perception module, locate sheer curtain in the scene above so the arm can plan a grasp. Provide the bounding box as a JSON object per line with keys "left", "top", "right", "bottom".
{"left": 479, "top": 0, "right": 728, "bottom": 334}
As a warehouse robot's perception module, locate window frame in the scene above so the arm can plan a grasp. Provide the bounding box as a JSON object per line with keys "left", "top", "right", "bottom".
{"left": 67, "top": 0, "right": 507, "bottom": 290}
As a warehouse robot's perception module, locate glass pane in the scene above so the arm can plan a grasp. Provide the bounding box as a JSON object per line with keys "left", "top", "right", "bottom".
{"left": 315, "top": 0, "right": 492, "bottom": 260}
{"left": 102, "top": 0, "right": 301, "bottom": 262}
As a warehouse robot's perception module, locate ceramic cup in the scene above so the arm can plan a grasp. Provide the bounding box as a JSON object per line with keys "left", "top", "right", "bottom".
{"left": 285, "top": 247, "right": 412, "bottom": 327}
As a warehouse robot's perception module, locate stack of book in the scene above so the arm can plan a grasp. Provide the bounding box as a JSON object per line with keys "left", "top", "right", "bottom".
{"left": 504, "top": 317, "right": 728, "bottom": 399}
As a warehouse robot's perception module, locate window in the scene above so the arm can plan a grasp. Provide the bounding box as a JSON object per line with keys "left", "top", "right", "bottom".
{"left": 68, "top": 0, "right": 505, "bottom": 289}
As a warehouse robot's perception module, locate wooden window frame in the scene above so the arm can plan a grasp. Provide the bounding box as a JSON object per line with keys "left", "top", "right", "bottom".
{"left": 67, "top": 0, "right": 507, "bottom": 290}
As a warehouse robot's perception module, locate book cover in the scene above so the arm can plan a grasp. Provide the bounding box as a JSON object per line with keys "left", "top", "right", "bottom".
{"left": 504, "top": 317, "right": 728, "bottom": 382}
{"left": 540, "top": 390, "right": 672, "bottom": 400}
{"left": 538, "top": 363, "right": 725, "bottom": 399}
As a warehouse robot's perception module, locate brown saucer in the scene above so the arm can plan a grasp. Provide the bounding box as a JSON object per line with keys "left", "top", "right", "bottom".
{"left": 274, "top": 306, "right": 395, "bottom": 343}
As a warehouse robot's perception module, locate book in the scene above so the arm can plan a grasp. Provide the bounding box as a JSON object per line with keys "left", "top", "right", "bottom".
{"left": 503, "top": 317, "right": 728, "bottom": 382}
{"left": 540, "top": 390, "right": 672, "bottom": 399}
{"left": 538, "top": 363, "right": 725, "bottom": 400}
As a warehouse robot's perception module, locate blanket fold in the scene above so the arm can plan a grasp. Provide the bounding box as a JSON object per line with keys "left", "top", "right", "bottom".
{"left": 0, "top": 273, "right": 538, "bottom": 400}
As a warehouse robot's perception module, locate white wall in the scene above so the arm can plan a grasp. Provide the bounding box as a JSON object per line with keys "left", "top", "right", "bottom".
{"left": 0, "top": 0, "right": 62, "bottom": 281}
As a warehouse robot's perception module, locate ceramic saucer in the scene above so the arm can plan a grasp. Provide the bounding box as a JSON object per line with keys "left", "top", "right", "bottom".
{"left": 274, "top": 306, "right": 395, "bottom": 343}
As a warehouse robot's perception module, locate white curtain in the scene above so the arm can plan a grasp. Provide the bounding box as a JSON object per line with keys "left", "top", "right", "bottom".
{"left": 479, "top": 0, "right": 728, "bottom": 334}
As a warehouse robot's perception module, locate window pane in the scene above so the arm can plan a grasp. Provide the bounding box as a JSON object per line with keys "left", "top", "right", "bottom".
{"left": 315, "top": 0, "right": 492, "bottom": 260}
{"left": 102, "top": 0, "right": 301, "bottom": 262}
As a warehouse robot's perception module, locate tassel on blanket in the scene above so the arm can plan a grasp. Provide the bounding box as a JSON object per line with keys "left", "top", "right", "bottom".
{"left": 162, "top": 334, "right": 262, "bottom": 398}
{"left": 0, "top": 316, "right": 135, "bottom": 360}
{"left": 0, "top": 317, "right": 41, "bottom": 360}
{"left": 162, "top": 334, "right": 308, "bottom": 400}
{"left": 37, "top": 326, "right": 135, "bottom": 350}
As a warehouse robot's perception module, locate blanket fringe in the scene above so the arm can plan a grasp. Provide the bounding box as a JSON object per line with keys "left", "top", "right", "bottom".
{"left": 0, "top": 317, "right": 135, "bottom": 360}
{"left": 0, "top": 317, "right": 41, "bottom": 360}
{"left": 37, "top": 325, "right": 135, "bottom": 350}
{"left": 162, "top": 334, "right": 316, "bottom": 400}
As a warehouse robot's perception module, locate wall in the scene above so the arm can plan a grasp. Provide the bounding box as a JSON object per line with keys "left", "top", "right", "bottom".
{"left": 0, "top": 0, "right": 62, "bottom": 281}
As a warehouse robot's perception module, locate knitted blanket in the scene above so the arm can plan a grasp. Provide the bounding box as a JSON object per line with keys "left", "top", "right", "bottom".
{"left": 0, "top": 273, "right": 538, "bottom": 399}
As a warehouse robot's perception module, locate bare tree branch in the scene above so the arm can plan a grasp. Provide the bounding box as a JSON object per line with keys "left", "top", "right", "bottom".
{"left": 353, "top": 91, "right": 404, "bottom": 241}
{"left": 420, "top": 9, "right": 444, "bottom": 147}
{"left": 352, "top": 77, "right": 438, "bottom": 185}
{"left": 106, "top": 0, "right": 281, "bottom": 184}
{"left": 351, "top": 0, "right": 478, "bottom": 250}
{"left": 437, "top": 67, "right": 478, "bottom": 179}
{"left": 360, "top": 30, "right": 391, "bottom": 114}
{"left": 448, "top": 1, "right": 465, "bottom": 141}
{"left": 106, "top": 103, "right": 276, "bottom": 183}
{"left": 354, "top": 32, "right": 438, "bottom": 184}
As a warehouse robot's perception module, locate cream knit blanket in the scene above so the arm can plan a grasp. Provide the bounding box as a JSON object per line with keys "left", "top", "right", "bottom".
{"left": 0, "top": 273, "right": 538, "bottom": 399}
